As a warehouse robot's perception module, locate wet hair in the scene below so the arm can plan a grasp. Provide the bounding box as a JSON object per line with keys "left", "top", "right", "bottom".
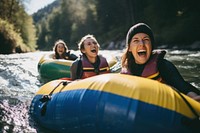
{"left": 78, "top": 34, "right": 100, "bottom": 53}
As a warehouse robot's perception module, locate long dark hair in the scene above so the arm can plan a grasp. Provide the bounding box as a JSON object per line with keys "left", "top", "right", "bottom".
{"left": 53, "top": 39, "right": 68, "bottom": 59}
{"left": 121, "top": 47, "right": 135, "bottom": 70}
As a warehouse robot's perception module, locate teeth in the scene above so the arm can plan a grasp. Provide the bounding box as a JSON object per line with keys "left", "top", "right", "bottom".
{"left": 138, "top": 50, "right": 146, "bottom": 52}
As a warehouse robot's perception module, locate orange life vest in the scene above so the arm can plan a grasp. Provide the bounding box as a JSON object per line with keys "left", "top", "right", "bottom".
{"left": 81, "top": 55, "right": 110, "bottom": 79}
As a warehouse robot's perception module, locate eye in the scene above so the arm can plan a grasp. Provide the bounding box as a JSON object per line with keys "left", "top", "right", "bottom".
{"left": 143, "top": 38, "right": 150, "bottom": 44}
{"left": 93, "top": 41, "right": 97, "bottom": 45}
{"left": 86, "top": 42, "right": 91, "bottom": 46}
{"left": 132, "top": 39, "right": 139, "bottom": 44}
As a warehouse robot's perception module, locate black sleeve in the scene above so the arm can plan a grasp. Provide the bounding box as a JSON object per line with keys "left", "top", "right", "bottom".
{"left": 67, "top": 51, "right": 78, "bottom": 60}
{"left": 158, "top": 59, "right": 200, "bottom": 95}
{"left": 69, "top": 54, "right": 78, "bottom": 60}
{"left": 70, "top": 59, "right": 79, "bottom": 80}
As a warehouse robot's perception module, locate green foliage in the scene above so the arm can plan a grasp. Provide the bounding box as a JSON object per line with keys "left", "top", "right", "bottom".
{"left": 143, "top": 0, "right": 200, "bottom": 47}
{"left": 34, "top": 0, "right": 200, "bottom": 50}
{"left": 0, "top": 18, "right": 27, "bottom": 54}
{"left": 0, "top": 0, "right": 37, "bottom": 54}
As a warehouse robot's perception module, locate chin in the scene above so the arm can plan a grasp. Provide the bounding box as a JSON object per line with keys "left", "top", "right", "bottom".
{"left": 136, "top": 60, "right": 148, "bottom": 64}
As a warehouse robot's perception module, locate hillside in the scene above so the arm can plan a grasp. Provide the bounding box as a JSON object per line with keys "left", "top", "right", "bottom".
{"left": 32, "top": 0, "right": 200, "bottom": 51}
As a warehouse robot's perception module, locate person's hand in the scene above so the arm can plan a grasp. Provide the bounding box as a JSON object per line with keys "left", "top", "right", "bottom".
{"left": 192, "top": 95, "right": 200, "bottom": 102}
{"left": 187, "top": 92, "right": 200, "bottom": 103}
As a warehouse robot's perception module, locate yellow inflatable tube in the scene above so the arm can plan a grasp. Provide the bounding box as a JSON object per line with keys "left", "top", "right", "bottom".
{"left": 30, "top": 73, "right": 200, "bottom": 133}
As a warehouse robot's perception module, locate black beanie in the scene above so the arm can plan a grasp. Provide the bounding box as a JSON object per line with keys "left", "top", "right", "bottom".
{"left": 126, "top": 23, "right": 154, "bottom": 49}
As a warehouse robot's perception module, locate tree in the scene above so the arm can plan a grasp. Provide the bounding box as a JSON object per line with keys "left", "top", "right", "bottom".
{"left": 0, "top": 0, "right": 37, "bottom": 53}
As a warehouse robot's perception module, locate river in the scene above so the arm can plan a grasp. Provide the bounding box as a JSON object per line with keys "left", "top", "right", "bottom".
{"left": 0, "top": 50, "right": 199, "bottom": 133}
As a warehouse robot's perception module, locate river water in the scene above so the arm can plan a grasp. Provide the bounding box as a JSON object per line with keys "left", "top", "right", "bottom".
{"left": 0, "top": 50, "right": 199, "bottom": 133}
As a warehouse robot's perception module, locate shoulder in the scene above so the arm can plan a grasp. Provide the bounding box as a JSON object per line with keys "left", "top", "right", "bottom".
{"left": 98, "top": 54, "right": 107, "bottom": 61}
{"left": 98, "top": 55, "right": 109, "bottom": 65}
{"left": 70, "top": 59, "right": 81, "bottom": 74}
{"left": 158, "top": 59, "right": 175, "bottom": 67}
{"left": 158, "top": 59, "right": 178, "bottom": 74}
{"left": 67, "top": 51, "right": 78, "bottom": 60}
{"left": 152, "top": 50, "right": 166, "bottom": 59}
{"left": 72, "top": 58, "right": 81, "bottom": 66}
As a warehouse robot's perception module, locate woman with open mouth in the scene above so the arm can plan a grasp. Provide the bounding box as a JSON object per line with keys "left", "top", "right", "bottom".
{"left": 70, "top": 34, "right": 110, "bottom": 80}
{"left": 121, "top": 23, "right": 200, "bottom": 103}
{"left": 53, "top": 39, "right": 77, "bottom": 60}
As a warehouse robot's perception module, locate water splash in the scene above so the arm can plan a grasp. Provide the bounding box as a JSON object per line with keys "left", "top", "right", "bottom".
{"left": 0, "top": 99, "right": 36, "bottom": 133}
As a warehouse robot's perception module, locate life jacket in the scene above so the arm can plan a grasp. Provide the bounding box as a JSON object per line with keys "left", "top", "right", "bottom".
{"left": 142, "top": 50, "right": 166, "bottom": 82}
{"left": 81, "top": 55, "right": 110, "bottom": 79}
{"left": 122, "top": 50, "right": 166, "bottom": 82}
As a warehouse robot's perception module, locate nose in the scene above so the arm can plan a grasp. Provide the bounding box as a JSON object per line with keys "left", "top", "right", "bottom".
{"left": 138, "top": 40, "right": 145, "bottom": 45}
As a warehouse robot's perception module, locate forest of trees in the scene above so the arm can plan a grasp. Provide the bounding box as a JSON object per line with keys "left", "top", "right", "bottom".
{"left": 1, "top": 0, "right": 200, "bottom": 54}
{"left": 0, "top": 0, "right": 37, "bottom": 54}
{"left": 33, "top": 0, "right": 200, "bottom": 51}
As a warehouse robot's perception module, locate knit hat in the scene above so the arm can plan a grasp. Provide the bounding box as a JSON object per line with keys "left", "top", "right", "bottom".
{"left": 126, "top": 23, "right": 154, "bottom": 49}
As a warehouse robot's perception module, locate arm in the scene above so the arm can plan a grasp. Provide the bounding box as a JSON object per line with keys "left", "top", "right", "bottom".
{"left": 70, "top": 54, "right": 78, "bottom": 60}
{"left": 70, "top": 59, "right": 79, "bottom": 80}
{"left": 158, "top": 59, "right": 200, "bottom": 101}
{"left": 187, "top": 92, "right": 200, "bottom": 102}
{"left": 66, "top": 51, "right": 78, "bottom": 60}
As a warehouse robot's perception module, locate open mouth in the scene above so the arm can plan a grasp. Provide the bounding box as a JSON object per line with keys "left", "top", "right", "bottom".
{"left": 91, "top": 49, "right": 97, "bottom": 53}
{"left": 137, "top": 50, "right": 147, "bottom": 56}
{"left": 58, "top": 51, "right": 64, "bottom": 54}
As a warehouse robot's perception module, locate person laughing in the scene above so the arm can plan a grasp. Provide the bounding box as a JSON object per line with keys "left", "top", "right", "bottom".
{"left": 121, "top": 23, "right": 200, "bottom": 103}
{"left": 70, "top": 34, "right": 110, "bottom": 80}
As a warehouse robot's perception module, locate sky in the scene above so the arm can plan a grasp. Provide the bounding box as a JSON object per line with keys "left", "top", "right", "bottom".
{"left": 25, "top": 0, "right": 56, "bottom": 15}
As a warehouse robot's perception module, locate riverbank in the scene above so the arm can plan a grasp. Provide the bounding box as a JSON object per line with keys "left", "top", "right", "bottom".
{"left": 102, "top": 40, "right": 200, "bottom": 51}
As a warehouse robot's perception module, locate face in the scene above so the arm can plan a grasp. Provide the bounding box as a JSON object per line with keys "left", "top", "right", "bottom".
{"left": 81, "top": 38, "right": 99, "bottom": 59}
{"left": 56, "top": 43, "right": 66, "bottom": 55}
{"left": 129, "top": 33, "right": 152, "bottom": 64}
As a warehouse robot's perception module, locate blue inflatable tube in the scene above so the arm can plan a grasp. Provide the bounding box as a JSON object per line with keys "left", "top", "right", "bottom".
{"left": 30, "top": 74, "right": 200, "bottom": 133}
